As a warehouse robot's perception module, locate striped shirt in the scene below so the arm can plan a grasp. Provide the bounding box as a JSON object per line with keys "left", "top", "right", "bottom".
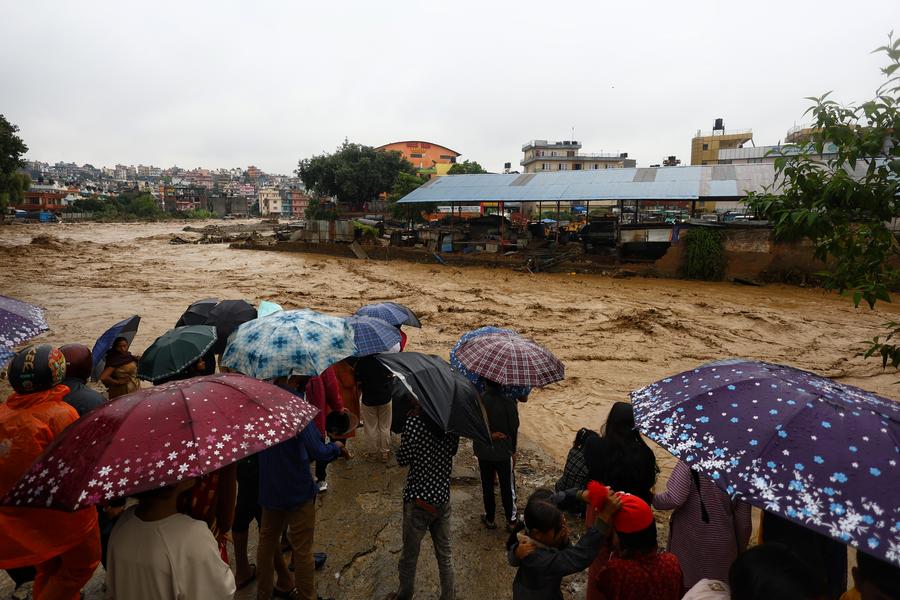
{"left": 653, "top": 460, "right": 751, "bottom": 589}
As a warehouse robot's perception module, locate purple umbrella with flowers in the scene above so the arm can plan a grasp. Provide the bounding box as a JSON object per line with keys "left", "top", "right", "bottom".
{"left": 0, "top": 295, "right": 49, "bottom": 368}
{"left": 631, "top": 359, "right": 900, "bottom": 567}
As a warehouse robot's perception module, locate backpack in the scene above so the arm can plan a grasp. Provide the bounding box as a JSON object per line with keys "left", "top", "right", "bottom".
{"left": 555, "top": 428, "right": 595, "bottom": 492}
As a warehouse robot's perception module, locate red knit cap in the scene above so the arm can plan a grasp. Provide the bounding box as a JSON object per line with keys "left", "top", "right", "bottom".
{"left": 586, "top": 480, "right": 654, "bottom": 534}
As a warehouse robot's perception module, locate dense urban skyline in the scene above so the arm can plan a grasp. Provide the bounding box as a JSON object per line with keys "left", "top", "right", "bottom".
{"left": 4, "top": 1, "right": 899, "bottom": 174}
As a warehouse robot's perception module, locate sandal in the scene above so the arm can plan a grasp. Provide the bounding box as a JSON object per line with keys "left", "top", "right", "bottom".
{"left": 235, "top": 563, "right": 257, "bottom": 590}
{"left": 481, "top": 514, "right": 497, "bottom": 530}
{"left": 273, "top": 586, "right": 301, "bottom": 599}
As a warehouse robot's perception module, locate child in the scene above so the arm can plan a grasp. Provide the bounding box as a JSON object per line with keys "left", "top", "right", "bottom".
{"left": 592, "top": 519, "right": 683, "bottom": 600}
{"left": 507, "top": 486, "right": 621, "bottom": 600}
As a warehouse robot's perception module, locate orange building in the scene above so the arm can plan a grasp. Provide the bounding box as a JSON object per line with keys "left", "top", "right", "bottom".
{"left": 375, "top": 140, "right": 461, "bottom": 171}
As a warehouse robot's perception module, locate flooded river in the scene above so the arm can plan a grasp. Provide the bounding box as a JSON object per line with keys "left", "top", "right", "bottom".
{"left": 2, "top": 220, "right": 898, "bottom": 480}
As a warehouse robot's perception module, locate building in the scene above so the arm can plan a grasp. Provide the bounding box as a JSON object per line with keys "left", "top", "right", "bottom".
{"left": 375, "top": 141, "right": 461, "bottom": 171}
{"left": 160, "top": 184, "right": 208, "bottom": 212}
{"left": 690, "top": 119, "right": 753, "bottom": 165}
{"left": 280, "top": 187, "right": 310, "bottom": 218}
{"left": 17, "top": 183, "right": 69, "bottom": 213}
{"left": 258, "top": 186, "right": 281, "bottom": 216}
{"left": 247, "top": 165, "right": 262, "bottom": 179}
{"left": 520, "top": 140, "right": 636, "bottom": 173}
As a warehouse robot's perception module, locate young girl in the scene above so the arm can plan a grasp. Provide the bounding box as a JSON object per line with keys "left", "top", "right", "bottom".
{"left": 507, "top": 487, "right": 621, "bottom": 600}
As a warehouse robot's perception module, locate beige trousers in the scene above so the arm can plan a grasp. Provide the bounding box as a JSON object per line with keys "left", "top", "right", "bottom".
{"left": 361, "top": 402, "right": 392, "bottom": 454}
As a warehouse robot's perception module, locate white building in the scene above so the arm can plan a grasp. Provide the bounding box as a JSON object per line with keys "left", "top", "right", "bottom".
{"left": 258, "top": 186, "right": 281, "bottom": 216}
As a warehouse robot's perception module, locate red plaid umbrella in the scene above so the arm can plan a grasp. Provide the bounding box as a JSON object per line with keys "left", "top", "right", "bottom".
{"left": 1, "top": 373, "right": 318, "bottom": 511}
{"left": 453, "top": 333, "right": 564, "bottom": 387}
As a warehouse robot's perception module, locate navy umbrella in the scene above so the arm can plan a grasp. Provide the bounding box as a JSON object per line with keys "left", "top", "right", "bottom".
{"left": 204, "top": 299, "right": 256, "bottom": 355}
{"left": 356, "top": 302, "right": 421, "bottom": 328}
{"left": 91, "top": 315, "right": 141, "bottom": 380}
{"left": 346, "top": 315, "right": 402, "bottom": 356}
{"left": 375, "top": 352, "right": 490, "bottom": 445}
{"left": 175, "top": 298, "right": 219, "bottom": 327}
{"left": 631, "top": 359, "right": 900, "bottom": 566}
{"left": 0, "top": 295, "right": 49, "bottom": 368}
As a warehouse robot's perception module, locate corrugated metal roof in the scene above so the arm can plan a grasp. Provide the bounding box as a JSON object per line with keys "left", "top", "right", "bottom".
{"left": 397, "top": 165, "right": 778, "bottom": 204}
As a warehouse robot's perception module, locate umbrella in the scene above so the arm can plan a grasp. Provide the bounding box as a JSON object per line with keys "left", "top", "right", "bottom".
{"left": 221, "top": 309, "right": 356, "bottom": 380}
{"left": 346, "top": 315, "right": 402, "bottom": 356}
{"left": 137, "top": 325, "right": 218, "bottom": 383}
{"left": 91, "top": 315, "right": 141, "bottom": 381}
{"left": 375, "top": 352, "right": 491, "bottom": 445}
{"left": 450, "top": 327, "right": 531, "bottom": 400}
{"left": 454, "top": 333, "right": 565, "bottom": 387}
{"left": 631, "top": 359, "right": 900, "bottom": 567}
{"left": 258, "top": 300, "right": 283, "bottom": 318}
{"left": 205, "top": 300, "right": 257, "bottom": 354}
{"left": 0, "top": 295, "right": 49, "bottom": 368}
{"left": 1, "top": 373, "right": 318, "bottom": 511}
{"left": 175, "top": 298, "right": 219, "bottom": 327}
{"left": 355, "top": 302, "right": 421, "bottom": 328}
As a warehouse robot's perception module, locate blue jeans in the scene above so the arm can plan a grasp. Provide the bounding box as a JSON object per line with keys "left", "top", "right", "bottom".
{"left": 397, "top": 500, "right": 455, "bottom": 600}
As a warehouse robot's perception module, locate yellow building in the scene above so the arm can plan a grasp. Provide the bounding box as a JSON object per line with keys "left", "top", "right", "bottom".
{"left": 690, "top": 119, "right": 753, "bottom": 165}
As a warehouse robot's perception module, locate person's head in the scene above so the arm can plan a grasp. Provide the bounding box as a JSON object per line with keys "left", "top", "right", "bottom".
{"left": 523, "top": 488, "right": 569, "bottom": 548}
{"left": 7, "top": 344, "right": 67, "bottom": 394}
{"left": 133, "top": 479, "right": 196, "bottom": 505}
{"left": 614, "top": 520, "right": 658, "bottom": 556}
{"left": 602, "top": 401, "right": 638, "bottom": 442}
{"left": 193, "top": 356, "right": 206, "bottom": 373}
{"left": 729, "top": 543, "right": 827, "bottom": 600}
{"left": 853, "top": 550, "right": 900, "bottom": 600}
{"left": 112, "top": 337, "right": 129, "bottom": 354}
{"left": 59, "top": 343, "right": 93, "bottom": 382}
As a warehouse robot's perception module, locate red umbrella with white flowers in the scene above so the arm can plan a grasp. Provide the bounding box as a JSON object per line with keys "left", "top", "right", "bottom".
{"left": 453, "top": 333, "right": 565, "bottom": 387}
{"left": 1, "top": 373, "right": 317, "bottom": 511}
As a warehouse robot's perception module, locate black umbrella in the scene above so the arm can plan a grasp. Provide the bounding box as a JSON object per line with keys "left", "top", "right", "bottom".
{"left": 375, "top": 352, "right": 490, "bottom": 445}
{"left": 204, "top": 299, "right": 257, "bottom": 354}
{"left": 175, "top": 298, "right": 219, "bottom": 327}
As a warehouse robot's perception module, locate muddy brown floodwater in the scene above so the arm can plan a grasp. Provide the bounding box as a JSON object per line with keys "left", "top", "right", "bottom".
{"left": 1, "top": 220, "right": 897, "bottom": 598}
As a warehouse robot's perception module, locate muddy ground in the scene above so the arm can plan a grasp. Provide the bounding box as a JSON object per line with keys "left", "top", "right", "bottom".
{"left": 1, "top": 220, "right": 896, "bottom": 598}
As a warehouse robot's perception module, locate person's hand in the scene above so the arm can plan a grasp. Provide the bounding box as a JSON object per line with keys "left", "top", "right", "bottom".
{"left": 597, "top": 491, "right": 623, "bottom": 524}
{"left": 514, "top": 540, "right": 536, "bottom": 560}
{"left": 104, "top": 505, "right": 125, "bottom": 519}
{"left": 491, "top": 432, "right": 508, "bottom": 441}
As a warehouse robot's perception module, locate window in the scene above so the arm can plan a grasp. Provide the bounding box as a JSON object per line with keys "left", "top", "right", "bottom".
{"left": 550, "top": 151, "right": 557, "bottom": 157}
{"left": 439, "top": 155, "right": 454, "bottom": 160}
{"left": 542, "top": 163, "right": 550, "bottom": 171}
{"left": 411, "top": 153, "right": 423, "bottom": 158}
{"left": 702, "top": 143, "right": 709, "bottom": 151}
{"left": 558, "top": 163, "right": 567, "bottom": 170}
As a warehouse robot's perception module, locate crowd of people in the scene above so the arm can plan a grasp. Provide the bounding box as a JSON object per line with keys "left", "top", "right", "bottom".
{"left": 0, "top": 324, "right": 898, "bottom": 600}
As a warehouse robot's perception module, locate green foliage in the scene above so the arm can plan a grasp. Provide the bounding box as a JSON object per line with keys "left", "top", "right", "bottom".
{"left": 182, "top": 208, "right": 215, "bottom": 219}
{"left": 305, "top": 197, "right": 339, "bottom": 221}
{"left": 297, "top": 140, "right": 415, "bottom": 211}
{"left": 0, "top": 115, "right": 29, "bottom": 214}
{"left": 681, "top": 227, "right": 726, "bottom": 281}
{"left": 352, "top": 220, "right": 379, "bottom": 237}
{"left": 68, "top": 192, "right": 163, "bottom": 220}
{"left": 745, "top": 34, "right": 900, "bottom": 368}
{"left": 447, "top": 160, "right": 488, "bottom": 175}
{"left": 387, "top": 172, "right": 429, "bottom": 220}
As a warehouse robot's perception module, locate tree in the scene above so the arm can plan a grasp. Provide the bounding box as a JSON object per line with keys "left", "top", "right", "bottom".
{"left": 447, "top": 160, "right": 488, "bottom": 175}
{"left": 305, "top": 196, "right": 339, "bottom": 221}
{"left": 0, "top": 115, "right": 29, "bottom": 214}
{"left": 387, "top": 172, "right": 429, "bottom": 220}
{"left": 297, "top": 140, "right": 415, "bottom": 211}
{"left": 746, "top": 34, "right": 900, "bottom": 367}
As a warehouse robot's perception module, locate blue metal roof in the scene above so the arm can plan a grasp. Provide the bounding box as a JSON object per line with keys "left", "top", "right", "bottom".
{"left": 397, "top": 165, "right": 778, "bottom": 204}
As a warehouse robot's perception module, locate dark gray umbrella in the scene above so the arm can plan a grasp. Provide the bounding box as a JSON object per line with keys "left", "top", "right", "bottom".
{"left": 375, "top": 352, "right": 490, "bottom": 445}
{"left": 176, "top": 298, "right": 219, "bottom": 327}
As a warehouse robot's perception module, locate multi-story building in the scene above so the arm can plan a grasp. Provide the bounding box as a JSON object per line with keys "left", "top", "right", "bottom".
{"left": 690, "top": 119, "right": 753, "bottom": 165}
{"left": 520, "top": 140, "right": 635, "bottom": 173}
{"left": 258, "top": 186, "right": 281, "bottom": 216}
{"left": 375, "top": 141, "right": 461, "bottom": 172}
{"left": 247, "top": 165, "right": 262, "bottom": 179}
{"left": 280, "top": 187, "right": 311, "bottom": 218}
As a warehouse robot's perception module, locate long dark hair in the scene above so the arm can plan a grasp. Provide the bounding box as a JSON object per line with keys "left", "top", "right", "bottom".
{"left": 586, "top": 402, "right": 658, "bottom": 500}
{"left": 729, "top": 543, "right": 826, "bottom": 600}
{"left": 616, "top": 520, "right": 658, "bottom": 556}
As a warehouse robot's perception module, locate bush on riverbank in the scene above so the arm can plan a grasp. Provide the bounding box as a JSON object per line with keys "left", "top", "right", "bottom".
{"left": 682, "top": 227, "right": 726, "bottom": 280}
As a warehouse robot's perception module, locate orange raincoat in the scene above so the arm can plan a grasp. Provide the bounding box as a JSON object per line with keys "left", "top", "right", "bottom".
{"left": 0, "top": 384, "right": 99, "bottom": 568}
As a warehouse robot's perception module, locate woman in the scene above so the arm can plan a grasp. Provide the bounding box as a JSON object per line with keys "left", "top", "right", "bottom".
{"left": 100, "top": 336, "right": 141, "bottom": 398}
{"left": 355, "top": 355, "right": 394, "bottom": 462}
{"left": 584, "top": 402, "right": 658, "bottom": 504}
{"left": 653, "top": 460, "right": 752, "bottom": 590}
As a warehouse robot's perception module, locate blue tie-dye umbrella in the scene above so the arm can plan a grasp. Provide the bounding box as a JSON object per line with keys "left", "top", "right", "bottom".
{"left": 345, "top": 315, "right": 402, "bottom": 356}
{"left": 0, "top": 295, "right": 49, "bottom": 368}
{"left": 449, "top": 327, "right": 532, "bottom": 400}
{"left": 221, "top": 309, "right": 356, "bottom": 380}
{"left": 631, "top": 359, "right": 900, "bottom": 567}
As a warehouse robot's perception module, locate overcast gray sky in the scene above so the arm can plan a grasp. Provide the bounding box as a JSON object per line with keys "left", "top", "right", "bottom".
{"left": 4, "top": 1, "right": 899, "bottom": 174}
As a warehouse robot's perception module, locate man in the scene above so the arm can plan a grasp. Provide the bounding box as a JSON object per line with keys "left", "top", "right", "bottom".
{"left": 59, "top": 343, "right": 105, "bottom": 416}
{"left": 392, "top": 401, "right": 459, "bottom": 600}
{"left": 473, "top": 379, "right": 521, "bottom": 531}
{"left": 256, "top": 375, "right": 348, "bottom": 600}
{"left": 0, "top": 344, "right": 101, "bottom": 600}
